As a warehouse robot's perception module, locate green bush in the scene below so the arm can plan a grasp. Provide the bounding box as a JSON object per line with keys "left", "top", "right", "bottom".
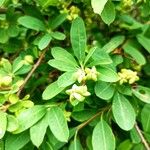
{"left": 0, "top": 0, "right": 150, "bottom": 149}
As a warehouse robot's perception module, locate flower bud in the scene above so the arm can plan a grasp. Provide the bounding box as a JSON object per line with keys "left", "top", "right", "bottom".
{"left": 24, "top": 55, "right": 34, "bottom": 65}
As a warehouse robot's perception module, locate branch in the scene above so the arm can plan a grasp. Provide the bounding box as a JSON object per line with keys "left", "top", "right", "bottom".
{"left": 135, "top": 123, "right": 150, "bottom": 150}
{"left": 17, "top": 48, "right": 48, "bottom": 97}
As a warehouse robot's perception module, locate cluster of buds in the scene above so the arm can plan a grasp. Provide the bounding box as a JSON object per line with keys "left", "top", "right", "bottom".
{"left": 60, "top": 5, "right": 80, "bottom": 21}
{"left": 74, "top": 66, "right": 99, "bottom": 83}
{"left": 66, "top": 84, "right": 90, "bottom": 106}
{"left": 118, "top": 69, "right": 139, "bottom": 84}
{"left": 122, "top": 0, "right": 133, "bottom": 9}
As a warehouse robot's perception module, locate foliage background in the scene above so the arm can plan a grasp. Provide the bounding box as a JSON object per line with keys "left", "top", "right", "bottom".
{"left": 0, "top": 0, "right": 150, "bottom": 149}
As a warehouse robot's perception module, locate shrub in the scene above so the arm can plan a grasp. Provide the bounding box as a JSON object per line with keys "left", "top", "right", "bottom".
{"left": 0, "top": 0, "right": 150, "bottom": 149}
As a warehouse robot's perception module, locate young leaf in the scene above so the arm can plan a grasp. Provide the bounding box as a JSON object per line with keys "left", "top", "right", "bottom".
{"left": 48, "top": 107, "right": 69, "bottom": 142}
{"left": 112, "top": 92, "right": 136, "bottom": 131}
{"left": 0, "top": 111, "right": 7, "bottom": 139}
{"left": 71, "top": 17, "right": 86, "bottom": 62}
{"left": 97, "top": 66, "right": 119, "bottom": 82}
{"left": 5, "top": 131, "right": 30, "bottom": 150}
{"left": 51, "top": 47, "right": 78, "bottom": 67}
{"left": 130, "top": 127, "right": 141, "bottom": 144}
{"left": 141, "top": 104, "right": 150, "bottom": 133}
{"left": 30, "top": 114, "right": 48, "bottom": 147}
{"left": 101, "top": 0, "right": 116, "bottom": 25}
{"left": 7, "top": 115, "right": 19, "bottom": 132}
{"left": 91, "top": 0, "right": 108, "bottom": 14}
{"left": 13, "top": 105, "right": 47, "bottom": 133}
{"left": 69, "top": 138, "right": 83, "bottom": 150}
{"left": 38, "top": 33, "right": 52, "bottom": 50}
{"left": 132, "top": 86, "right": 150, "bottom": 103}
{"left": 42, "top": 81, "right": 65, "bottom": 100}
{"left": 84, "top": 47, "right": 97, "bottom": 65}
{"left": 50, "top": 31, "right": 66, "bottom": 40}
{"left": 95, "top": 81, "right": 115, "bottom": 100}
{"left": 102, "top": 36, "right": 125, "bottom": 53}
{"left": 57, "top": 72, "right": 76, "bottom": 88}
{"left": 48, "top": 59, "right": 78, "bottom": 72}
{"left": 123, "top": 42, "right": 146, "bottom": 65}
{"left": 49, "top": 13, "right": 67, "bottom": 30}
{"left": 18, "top": 16, "right": 46, "bottom": 31}
{"left": 92, "top": 119, "right": 115, "bottom": 150}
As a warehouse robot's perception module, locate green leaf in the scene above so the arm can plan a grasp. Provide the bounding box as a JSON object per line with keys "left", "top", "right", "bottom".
{"left": 72, "top": 109, "right": 97, "bottom": 122}
{"left": 132, "top": 86, "right": 150, "bottom": 103}
{"left": 69, "top": 138, "right": 83, "bottom": 150}
{"left": 49, "top": 13, "right": 67, "bottom": 30}
{"left": 92, "top": 119, "right": 115, "bottom": 150}
{"left": 123, "top": 41, "right": 146, "bottom": 65}
{"left": 5, "top": 131, "right": 30, "bottom": 150}
{"left": 18, "top": 16, "right": 46, "bottom": 31}
{"left": 57, "top": 72, "right": 76, "bottom": 88}
{"left": 91, "top": 0, "right": 108, "bottom": 14}
{"left": 88, "top": 48, "right": 112, "bottom": 66}
{"left": 102, "top": 36, "right": 125, "bottom": 53}
{"left": 130, "top": 127, "right": 141, "bottom": 144}
{"left": 42, "top": 81, "right": 65, "bottom": 100}
{"left": 30, "top": 114, "right": 48, "bottom": 147}
{"left": 51, "top": 47, "right": 78, "bottom": 67}
{"left": 48, "top": 107, "right": 69, "bottom": 142}
{"left": 0, "top": 28, "right": 9, "bottom": 43}
{"left": 112, "top": 92, "right": 136, "bottom": 131}
{"left": 117, "top": 140, "right": 133, "bottom": 150}
{"left": 0, "top": 111, "right": 7, "bottom": 139}
{"left": 141, "top": 104, "right": 150, "bottom": 133}
{"left": 97, "top": 66, "right": 119, "bottom": 82}
{"left": 48, "top": 59, "right": 78, "bottom": 72}
{"left": 71, "top": 17, "right": 86, "bottom": 62}
{"left": 38, "top": 33, "right": 52, "bottom": 50}
{"left": 36, "top": 0, "right": 59, "bottom": 8}
{"left": 13, "top": 105, "right": 47, "bottom": 133}
{"left": 95, "top": 81, "right": 115, "bottom": 100}
{"left": 137, "top": 34, "right": 150, "bottom": 53}
{"left": 7, "top": 115, "right": 19, "bottom": 132}
{"left": 101, "top": 0, "right": 116, "bottom": 25}
{"left": 50, "top": 31, "right": 66, "bottom": 40}
{"left": 84, "top": 47, "right": 97, "bottom": 65}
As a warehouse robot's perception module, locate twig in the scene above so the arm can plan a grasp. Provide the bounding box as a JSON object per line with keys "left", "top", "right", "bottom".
{"left": 0, "top": 8, "right": 7, "bottom": 14}
{"left": 76, "top": 106, "right": 110, "bottom": 132}
{"left": 17, "top": 48, "right": 48, "bottom": 97}
{"left": 135, "top": 123, "right": 150, "bottom": 150}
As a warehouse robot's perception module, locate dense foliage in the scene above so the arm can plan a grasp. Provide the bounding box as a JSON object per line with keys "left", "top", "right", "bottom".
{"left": 0, "top": 0, "right": 150, "bottom": 149}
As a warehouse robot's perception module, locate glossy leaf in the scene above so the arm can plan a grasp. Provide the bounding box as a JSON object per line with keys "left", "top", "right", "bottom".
{"left": 30, "top": 114, "right": 48, "bottom": 147}
{"left": 51, "top": 47, "right": 78, "bottom": 67}
{"left": 112, "top": 92, "right": 136, "bottom": 131}
{"left": 5, "top": 131, "right": 30, "bottom": 150}
{"left": 97, "top": 66, "right": 119, "bottom": 82}
{"left": 92, "top": 119, "right": 115, "bottom": 150}
{"left": 42, "top": 81, "right": 65, "bottom": 100}
{"left": 7, "top": 115, "right": 19, "bottom": 132}
{"left": 13, "top": 106, "right": 47, "bottom": 133}
{"left": 38, "top": 33, "right": 52, "bottom": 50}
{"left": 132, "top": 86, "right": 150, "bottom": 103}
{"left": 18, "top": 16, "right": 46, "bottom": 31}
{"left": 57, "top": 72, "right": 76, "bottom": 88}
{"left": 48, "top": 107, "right": 69, "bottom": 142}
{"left": 101, "top": 0, "right": 116, "bottom": 25}
{"left": 71, "top": 17, "right": 86, "bottom": 62}
{"left": 91, "top": 0, "right": 108, "bottom": 14}
{"left": 123, "top": 41, "right": 146, "bottom": 65}
{"left": 95, "top": 81, "right": 115, "bottom": 100}
{"left": 141, "top": 104, "right": 150, "bottom": 133}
